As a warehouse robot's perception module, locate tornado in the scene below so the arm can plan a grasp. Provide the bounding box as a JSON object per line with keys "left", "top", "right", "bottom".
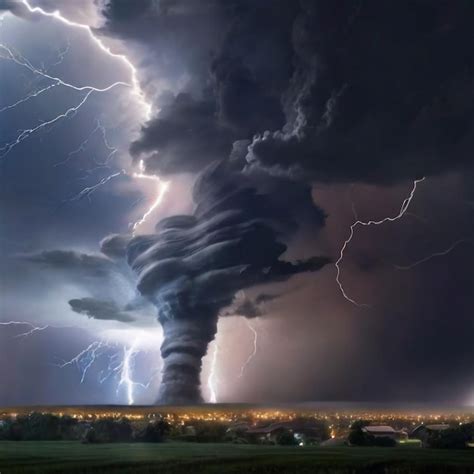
{"left": 125, "top": 162, "right": 329, "bottom": 404}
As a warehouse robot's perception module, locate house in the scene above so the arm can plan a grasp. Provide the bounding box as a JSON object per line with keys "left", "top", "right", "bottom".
{"left": 246, "top": 420, "right": 329, "bottom": 445}
{"left": 362, "top": 425, "right": 408, "bottom": 441}
{"left": 410, "top": 424, "right": 451, "bottom": 447}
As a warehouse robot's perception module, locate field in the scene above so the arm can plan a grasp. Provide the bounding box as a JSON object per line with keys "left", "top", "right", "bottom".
{"left": 1, "top": 441, "right": 473, "bottom": 474}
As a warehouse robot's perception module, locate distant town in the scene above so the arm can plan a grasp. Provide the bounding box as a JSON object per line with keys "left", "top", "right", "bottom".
{"left": 1, "top": 404, "right": 473, "bottom": 448}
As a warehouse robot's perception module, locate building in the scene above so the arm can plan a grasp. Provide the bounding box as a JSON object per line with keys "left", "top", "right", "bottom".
{"left": 362, "top": 425, "right": 408, "bottom": 441}
{"left": 245, "top": 420, "right": 329, "bottom": 445}
{"left": 410, "top": 424, "right": 451, "bottom": 447}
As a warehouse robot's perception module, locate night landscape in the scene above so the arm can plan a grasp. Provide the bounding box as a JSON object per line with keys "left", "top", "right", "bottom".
{"left": 0, "top": 1, "right": 473, "bottom": 473}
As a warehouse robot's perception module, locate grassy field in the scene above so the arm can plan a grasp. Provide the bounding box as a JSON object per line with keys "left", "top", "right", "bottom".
{"left": 0, "top": 441, "right": 473, "bottom": 474}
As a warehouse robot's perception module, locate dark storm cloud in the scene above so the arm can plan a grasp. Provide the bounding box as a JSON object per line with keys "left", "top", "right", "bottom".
{"left": 98, "top": 0, "right": 225, "bottom": 95}
{"left": 221, "top": 292, "right": 280, "bottom": 319}
{"left": 100, "top": 234, "right": 131, "bottom": 259}
{"left": 102, "top": 0, "right": 474, "bottom": 184}
{"left": 99, "top": 0, "right": 297, "bottom": 176}
{"left": 68, "top": 297, "right": 135, "bottom": 323}
{"left": 21, "top": 250, "right": 116, "bottom": 278}
{"left": 247, "top": 1, "right": 474, "bottom": 183}
{"left": 126, "top": 161, "right": 329, "bottom": 403}
{"left": 129, "top": 93, "right": 236, "bottom": 175}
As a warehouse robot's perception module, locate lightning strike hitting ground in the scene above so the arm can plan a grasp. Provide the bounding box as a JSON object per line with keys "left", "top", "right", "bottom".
{"left": 335, "top": 178, "right": 425, "bottom": 307}
{"left": 207, "top": 341, "right": 219, "bottom": 403}
{"left": 56, "top": 337, "right": 158, "bottom": 404}
{"left": 1, "top": 321, "right": 159, "bottom": 405}
{"left": 117, "top": 339, "right": 151, "bottom": 406}
{"left": 239, "top": 319, "right": 258, "bottom": 378}
{"left": 394, "top": 239, "right": 473, "bottom": 270}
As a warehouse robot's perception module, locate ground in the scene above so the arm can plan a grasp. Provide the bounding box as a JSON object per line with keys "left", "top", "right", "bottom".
{"left": 0, "top": 441, "right": 473, "bottom": 473}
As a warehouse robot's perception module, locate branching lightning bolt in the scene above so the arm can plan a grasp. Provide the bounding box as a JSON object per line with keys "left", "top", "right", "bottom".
{"left": 335, "top": 177, "right": 425, "bottom": 307}
{"left": 55, "top": 336, "right": 158, "bottom": 404}
{"left": 2, "top": 2, "right": 167, "bottom": 226}
{"left": 0, "top": 2, "right": 170, "bottom": 403}
{"left": 0, "top": 82, "right": 59, "bottom": 114}
{"left": 56, "top": 340, "right": 107, "bottom": 383}
{"left": 0, "top": 44, "right": 130, "bottom": 159}
{"left": 239, "top": 318, "right": 258, "bottom": 378}
{"left": 18, "top": 0, "right": 151, "bottom": 119}
{"left": 1, "top": 321, "right": 160, "bottom": 405}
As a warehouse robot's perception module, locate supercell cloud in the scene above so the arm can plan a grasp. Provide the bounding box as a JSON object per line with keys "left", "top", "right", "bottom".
{"left": 125, "top": 162, "right": 329, "bottom": 403}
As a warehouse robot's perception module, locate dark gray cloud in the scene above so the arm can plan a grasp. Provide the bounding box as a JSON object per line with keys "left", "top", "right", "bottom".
{"left": 246, "top": 1, "right": 474, "bottom": 183}
{"left": 69, "top": 297, "right": 135, "bottom": 323}
{"left": 20, "top": 250, "right": 116, "bottom": 278}
{"left": 102, "top": 0, "right": 474, "bottom": 185}
{"left": 222, "top": 292, "right": 280, "bottom": 319}
{"left": 100, "top": 234, "right": 132, "bottom": 260}
{"left": 126, "top": 161, "right": 329, "bottom": 403}
{"left": 130, "top": 93, "right": 236, "bottom": 175}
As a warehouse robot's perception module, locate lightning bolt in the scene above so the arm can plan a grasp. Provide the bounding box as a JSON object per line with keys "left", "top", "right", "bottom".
{"left": 55, "top": 336, "right": 159, "bottom": 404}
{"left": 2, "top": 3, "right": 169, "bottom": 231}
{"left": 1, "top": 2, "right": 171, "bottom": 403}
{"left": 18, "top": 0, "right": 150, "bottom": 119}
{"left": 116, "top": 339, "right": 155, "bottom": 406}
{"left": 335, "top": 177, "right": 425, "bottom": 307}
{"left": 239, "top": 318, "right": 258, "bottom": 378}
{"left": 56, "top": 340, "right": 107, "bottom": 383}
{"left": 66, "top": 169, "right": 125, "bottom": 202}
{"left": 393, "top": 239, "right": 473, "bottom": 270}
{"left": 0, "top": 320, "right": 49, "bottom": 338}
{"left": 54, "top": 119, "right": 117, "bottom": 168}
{"left": 0, "top": 82, "right": 59, "bottom": 114}
{"left": 131, "top": 160, "right": 169, "bottom": 234}
{"left": 1, "top": 320, "right": 160, "bottom": 405}
{"left": 207, "top": 341, "right": 219, "bottom": 403}
{"left": 0, "top": 44, "right": 130, "bottom": 159}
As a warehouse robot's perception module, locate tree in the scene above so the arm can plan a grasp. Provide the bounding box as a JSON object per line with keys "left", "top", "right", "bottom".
{"left": 84, "top": 418, "right": 133, "bottom": 443}
{"left": 275, "top": 429, "right": 297, "bottom": 446}
{"left": 135, "top": 420, "right": 171, "bottom": 442}
{"left": 427, "top": 425, "right": 472, "bottom": 449}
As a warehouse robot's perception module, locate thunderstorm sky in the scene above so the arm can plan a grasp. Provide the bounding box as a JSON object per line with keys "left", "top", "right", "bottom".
{"left": 0, "top": 0, "right": 473, "bottom": 406}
